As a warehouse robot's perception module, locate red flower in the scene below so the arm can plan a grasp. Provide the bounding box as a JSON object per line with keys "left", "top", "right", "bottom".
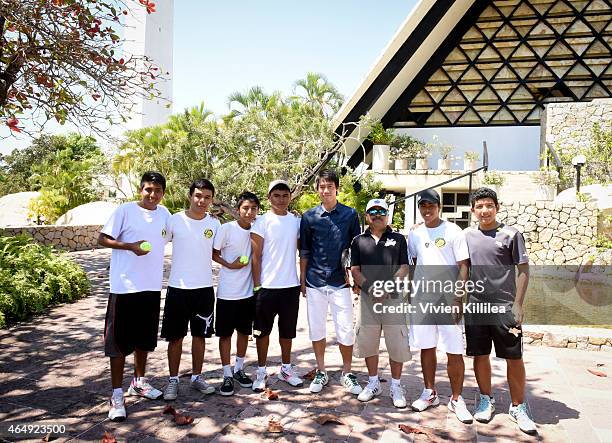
{"left": 146, "top": 2, "right": 156, "bottom": 13}
{"left": 119, "top": 58, "right": 125, "bottom": 64}
{"left": 6, "top": 117, "right": 22, "bottom": 133}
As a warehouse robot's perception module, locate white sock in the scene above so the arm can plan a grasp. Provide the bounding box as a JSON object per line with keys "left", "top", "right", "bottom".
{"left": 258, "top": 366, "right": 267, "bottom": 376}
{"left": 191, "top": 374, "right": 200, "bottom": 382}
{"left": 235, "top": 356, "right": 245, "bottom": 372}
{"left": 281, "top": 363, "right": 292, "bottom": 372}
{"left": 112, "top": 388, "right": 123, "bottom": 398}
{"left": 391, "top": 378, "right": 401, "bottom": 388}
{"left": 223, "top": 365, "right": 233, "bottom": 377}
{"left": 169, "top": 376, "right": 179, "bottom": 383}
{"left": 368, "top": 375, "right": 379, "bottom": 385}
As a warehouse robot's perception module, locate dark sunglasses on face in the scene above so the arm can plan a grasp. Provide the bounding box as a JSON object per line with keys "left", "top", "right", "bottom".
{"left": 367, "top": 209, "right": 388, "bottom": 216}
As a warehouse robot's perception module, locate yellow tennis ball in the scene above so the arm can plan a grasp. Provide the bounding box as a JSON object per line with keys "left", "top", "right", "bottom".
{"left": 239, "top": 255, "right": 249, "bottom": 264}
{"left": 140, "top": 241, "right": 152, "bottom": 252}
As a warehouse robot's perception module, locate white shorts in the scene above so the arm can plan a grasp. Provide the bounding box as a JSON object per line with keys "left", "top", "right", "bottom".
{"left": 409, "top": 324, "right": 464, "bottom": 355}
{"left": 306, "top": 286, "right": 354, "bottom": 346}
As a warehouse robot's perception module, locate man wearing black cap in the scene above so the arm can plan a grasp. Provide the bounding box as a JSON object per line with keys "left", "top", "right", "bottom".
{"left": 408, "top": 189, "right": 473, "bottom": 423}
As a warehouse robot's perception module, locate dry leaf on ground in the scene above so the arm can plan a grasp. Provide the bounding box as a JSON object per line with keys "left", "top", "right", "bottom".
{"left": 316, "top": 413, "right": 345, "bottom": 425}
{"left": 163, "top": 404, "right": 194, "bottom": 425}
{"left": 100, "top": 431, "right": 117, "bottom": 443}
{"left": 267, "top": 417, "right": 284, "bottom": 433}
{"left": 262, "top": 388, "right": 279, "bottom": 400}
{"left": 587, "top": 368, "right": 607, "bottom": 377}
{"left": 303, "top": 369, "right": 317, "bottom": 381}
{"left": 398, "top": 424, "right": 434, "bottom": 438}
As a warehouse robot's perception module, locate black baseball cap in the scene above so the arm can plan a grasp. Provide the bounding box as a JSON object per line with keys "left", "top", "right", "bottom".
{"left": 417, "top": 189, "right": 440, "bottom": 205}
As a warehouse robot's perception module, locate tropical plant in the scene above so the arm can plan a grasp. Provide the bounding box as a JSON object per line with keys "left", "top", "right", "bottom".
{"left": 368, "top": 121, "right": 394, "bottom": 145}
{"left": 438, "top": 144, "right": 454, "bottom": 159}
{"left": 464, "top": 150, "right": 480, "bottom": 161}
{"left": 532, "top": 170, "right": 560, "bottom": 186}
{"left": 413, "top": 140, "right": 432, "bottom": 159}
{"left": 292, "top": 72, "right": 344, "bottom": 118}
{"left": 227, "top": 86, "right": 283, "bottom": 118}
{"left": 390, "top": 134, "right": 418, "bottom": 159}
{"left": 483, "top": 170, "right": 506, "bottom": 187}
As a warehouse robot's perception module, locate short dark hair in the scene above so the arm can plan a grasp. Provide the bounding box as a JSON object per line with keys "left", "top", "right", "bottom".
{"left": 140, "top": 171, "right": 166, "bottom": 192}
{"left": 236, "top": 191, "right": 260, "bottom": 209}
{"left": 315, "top": 169, "right": 340, "bottom": 189}
{"left": 189, "top": 178, "right": 215, "bottom": 197}
{"left": 470, "top": 187, "right": 499, "bottom": 207}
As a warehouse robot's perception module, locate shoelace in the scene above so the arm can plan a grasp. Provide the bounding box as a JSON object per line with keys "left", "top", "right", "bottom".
{"left": 477, "top": 396, "right": 489, "bottom": 412}
{"left": 314, "top": 372, "right": 326, "bottom": 383}
{"left": 345, "top": 374, "right": 358, "bottom": 386}
{"left": 515, "top": 403, "right": 531, "bottom": 419}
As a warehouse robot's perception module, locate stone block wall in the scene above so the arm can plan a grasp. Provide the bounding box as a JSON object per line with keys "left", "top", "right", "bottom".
{"left": 497, "top": 201, "right": 599, "bottom": 265}
{"left": 0, "top": 225, "right": 103, "bottom": 251}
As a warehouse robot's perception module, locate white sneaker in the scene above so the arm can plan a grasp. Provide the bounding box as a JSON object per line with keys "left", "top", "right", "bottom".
{"left": 340, "top": 372, "right": 362, "bottom": 395}
{"left": 411, "top": 388, "right": 440, "bottom": 411}
{"left": 473, "top": 393, "right": 495, "bottom": 423}
{"left": 509, "top": 403, "right": 537, "bottom": 434}
{"left": 191, "top": 375, "right": 215, "bottom": 395}
{"left": 163, "top": 379, "right": 179, "bottom": 401}
{"left": 309, "top": 370, "right": 329, "bottom": 393}
{"left": 357, "top": 381, "right": 382, "bottom": 402}
{"left": 252, "top": 371, "right": 267, "bottom": 392}
{"left": 278, "top": 365, "right": 304, "bottom": 387}
{"left": 390, "top": 384, "right": 407, "bottom": 408}
{"left": 108, "top": 395, "right": 126, "bottom": 422}
{"left": 448, "top": 395, "right": 473, "bottom": 424}
{"left": 127, "top": 377, "right": 163, "bottom": 400}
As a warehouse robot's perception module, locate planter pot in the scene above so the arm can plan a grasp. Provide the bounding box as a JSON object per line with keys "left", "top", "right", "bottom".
{"left": 437, "top": 158, "right": 451, "bottom": 170}
{"left": 535, "top": 184, "right": 556, "bottom": 201}
{"left": 372, "top": 144, "right": 390, "bottom": 171}
{"left": 485, "top": 184, "right": 501, "bottom": 196}
{"left": 463, "top": 159, "right": 478, "bottom": 170}
{"left": 416, "top": 158, "right": 429, "bottom": 170}
{"left": 394, "top": 158, "right": 409, "bottom": 170}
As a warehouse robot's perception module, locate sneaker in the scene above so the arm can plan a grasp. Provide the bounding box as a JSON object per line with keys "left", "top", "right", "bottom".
{"left": 448, "top": 395, "right": 473, "bottom": 424}
{"left": 340, "top": 372, "right": 363, "bottom": 395}
{"left": 233, "top": 369, "right": 253, "bottom": 388}
{"left": 163, "top": 379, "right": 179, "bottom": 401}
{"left": 509, "top": 403, "right": 537, "bottom": 435}
{"left": 252, "top": 371, "right": 267, "bottom": 392}
{"left": 127, "top": 377, "right": 163, "bottom": 400}
{"left": 390, "top": 384, "right": 407, "bottom": 408}
{"left": 473, "top": 394, "right": 495, "bottom": 423}
{"left": 191, "top": 375, "right": 215, "bottom": 395}
{"left": 108, "top": 395, "right": 126, "bottom": 422}
{"left": 220, "top": 376, "right": 234, "bottom": 396}
{"left": 411, "top": 388, "right": 440, "bottom": 412}
{"left": 278, "top": 366, "right": 304, "bottom": 387}
{"left": 357, "top": 381, "right": 382, "bottom": 402}
{"left": 309, "top": 370, "right": 329, "bottom": 393}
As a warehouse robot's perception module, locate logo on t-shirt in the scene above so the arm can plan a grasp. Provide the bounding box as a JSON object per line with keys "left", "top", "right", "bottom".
{"left": 162, "top": 228, "right": 167, "bottom": 238}
{"left": 384, "top": 238, "right": 397, "bottom": 247}
{"left": 434, "top": 238, "right": 446, "bottom": 248}
{"left": 204, "top": 229, "right": 214, "bottom": 239}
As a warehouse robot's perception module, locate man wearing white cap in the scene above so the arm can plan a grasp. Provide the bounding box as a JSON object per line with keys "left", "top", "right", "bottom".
{"left": 250, "top": 179, "right": 304, "bottom": 392}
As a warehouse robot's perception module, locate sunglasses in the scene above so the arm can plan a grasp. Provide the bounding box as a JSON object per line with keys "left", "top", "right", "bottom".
{"left": 367, "top": 209, "right": 388, "bottom": 216}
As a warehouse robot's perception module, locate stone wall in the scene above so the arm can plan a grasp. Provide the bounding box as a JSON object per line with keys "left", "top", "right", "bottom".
{"left": 0, "top": 225, "right": 102, "bottom": 251}
{"left": 497, "top": 201, "right": 599, "bottom": 265}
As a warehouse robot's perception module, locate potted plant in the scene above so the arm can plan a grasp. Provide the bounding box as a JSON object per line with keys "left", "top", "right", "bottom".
{"left": 482, "top": 170, "right": 506, "bottom": 195}
{"left": 390, "top": 134, "right": 417, "bottom": 170}
{"left": 533, "top": 170, "right": 559, "bottom": 200}
{"left": 368, "top": 121, "right": 394, "bottom": 171}
{"left": 414, "top": 140, "right": 431, "bottom": 170}
{"left": 436, "top": 144, "right": 454, "bottom": 170}
{"left": 463, "top": 151, "right": 480, "bottom": 170}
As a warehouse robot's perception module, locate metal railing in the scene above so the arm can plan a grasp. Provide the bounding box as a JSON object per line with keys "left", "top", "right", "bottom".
{"left": 544, "top": 141, "right": 563, "bottom": 193}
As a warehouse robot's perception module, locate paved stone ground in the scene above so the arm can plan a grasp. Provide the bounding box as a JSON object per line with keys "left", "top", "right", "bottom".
{"left": 1, "top": 249, "right": 612, "bottom": 442}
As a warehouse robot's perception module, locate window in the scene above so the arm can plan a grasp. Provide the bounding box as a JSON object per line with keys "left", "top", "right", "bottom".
{"left": 442, "top": 191, "right": 471, "bottom": 229}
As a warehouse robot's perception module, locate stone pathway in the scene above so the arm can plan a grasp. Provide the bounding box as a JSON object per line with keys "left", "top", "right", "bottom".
{"left": 1, "top": 249, "right": 612, "bottom": 442}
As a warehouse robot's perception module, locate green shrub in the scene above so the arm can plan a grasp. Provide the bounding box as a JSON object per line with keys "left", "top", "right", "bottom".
{"left": 0, "top": 235, "right": 90, "bottom": 328}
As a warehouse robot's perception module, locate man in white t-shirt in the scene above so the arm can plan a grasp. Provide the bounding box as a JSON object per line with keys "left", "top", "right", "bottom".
{"left": 99, "top": 171, "right": 171, "bottom": 422}
{"left": 408, "top": 189, "right": 473, "bottom": 424}
{"left": 250, "top": 180, "right": 303, "bottom": 392}
{"left": 160, "top": 179, "right": 221, "bottom": 401}
{"left": 212, "top": 191, "right": 260, "bottom": 396}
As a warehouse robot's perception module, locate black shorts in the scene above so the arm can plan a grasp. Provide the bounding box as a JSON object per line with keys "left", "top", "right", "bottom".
{"left": 253, "top": 286, "right": 300, "bottom": 339}
{"left": 465, "top": 321, "right": 523, "bottom": 360}
{"left": 160, "top": 286, "right": 215, "bottom": 341}
{"left": 215, "top": 296, "right": 256, "bottom": 337}
{"left": 104, "top": 291, "right": 161, "bottom": 358}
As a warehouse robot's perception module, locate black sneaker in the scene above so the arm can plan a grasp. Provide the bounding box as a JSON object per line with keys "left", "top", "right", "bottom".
{"left": 220, "top": 376, "right": 234, "bottom": 396}
{"left": 233, "top": 369, "right": 253, "bottom": 388}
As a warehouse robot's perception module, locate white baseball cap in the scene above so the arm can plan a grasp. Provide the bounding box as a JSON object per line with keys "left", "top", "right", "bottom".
{"left": 268, "top": 179, "right": 291, "bottom": 194}
{"left": 365, "top": 198, "right": 388, "bottom": 212}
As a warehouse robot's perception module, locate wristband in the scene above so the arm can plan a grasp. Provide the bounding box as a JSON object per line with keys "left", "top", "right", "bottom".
{"left": 253, "top": 286, "right": 262, "bottom": 293}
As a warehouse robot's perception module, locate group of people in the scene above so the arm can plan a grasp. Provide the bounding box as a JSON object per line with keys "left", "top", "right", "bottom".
{"left": 98, "top": 169, "right": 536, "bottom": 435}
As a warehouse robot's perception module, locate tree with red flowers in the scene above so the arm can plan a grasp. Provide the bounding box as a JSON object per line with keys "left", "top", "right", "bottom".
{"left": 0, "top": 0, "right": 163, "bottom": 137}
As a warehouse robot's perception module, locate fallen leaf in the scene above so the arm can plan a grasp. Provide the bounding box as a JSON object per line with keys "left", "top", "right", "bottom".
{"left": 587, "top": 368, "right": 607, "bottom": 377}
{"left": 262, "top": 388, "right": 279, "bottom": 400}
{"left": 316, "top": 413, "right": 345, "bottom": 425}
{"left": 267, "top": 417, "right": 283, "bottom": 433}
{"left": 41, "top": 432, "right": 52, "bottom": 442}
{"left": 398, "top": 424, "right": 434, "bottom": 437}
{"left": 303, "top": 369, "right": 316, "bottom": 381}
{"left": 101, "top": 431, "right": 117, "bottom": 443}
{"left": 163, "top": 404, "right": 194, "bottom": 425}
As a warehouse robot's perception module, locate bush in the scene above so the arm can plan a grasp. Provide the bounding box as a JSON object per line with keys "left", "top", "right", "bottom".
{"left": 0, "top": 235, "right": 90, "bottom": 328}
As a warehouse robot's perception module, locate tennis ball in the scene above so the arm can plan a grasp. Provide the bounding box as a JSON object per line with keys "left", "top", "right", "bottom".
{"left": 239, "top": 255, "right": 249, "bottom": 265}
{"left": 140, "top": 241, "right": 152, "bottom": 252}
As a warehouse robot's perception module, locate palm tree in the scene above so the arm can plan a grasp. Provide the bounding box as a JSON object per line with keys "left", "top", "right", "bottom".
{"left": 292, "top": 72, "right": 344, "bottom": 118}
{"left": 227, "top": 86, "right": 283, "bottom": 117}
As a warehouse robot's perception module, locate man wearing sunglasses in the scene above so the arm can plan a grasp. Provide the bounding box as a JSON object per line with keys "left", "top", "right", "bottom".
{"left": 350, "top": 199, "right": 411, "bottom": 408}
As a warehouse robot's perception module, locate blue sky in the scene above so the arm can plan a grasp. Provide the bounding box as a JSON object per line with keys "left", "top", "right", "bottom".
{"left": 1, "top": 0, "right": 417, "bottom": 154}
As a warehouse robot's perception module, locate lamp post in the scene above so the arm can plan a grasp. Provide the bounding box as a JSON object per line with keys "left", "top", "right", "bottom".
{"left": 571, "top": 154, "right": 586, "bottom": 193}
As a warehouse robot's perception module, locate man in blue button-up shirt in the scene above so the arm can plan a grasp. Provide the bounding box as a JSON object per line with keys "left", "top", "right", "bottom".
{"left": 300, "top": 170, "right": 363, "bottom": 395}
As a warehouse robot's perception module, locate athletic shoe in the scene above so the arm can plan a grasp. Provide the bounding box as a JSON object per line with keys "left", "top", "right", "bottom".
{"left": 127, "top": 377, "right": 163, "bottom": 400}
{"left": 108, "top": 395, "right": 126, "bottom": 422}
{"left": 340, "top": 372, "right": 362, "bottom": 395}
{"left": 357, "top": 380, "right": 382, "bottom": 402}
{"left": 252, "top": 371, "right": 267, "bottom": 392}
{"left": 191, "top": 375, "right": 215, "bottom": 395}
{"left": 390, "top": 384, "right": 407, "bottom": 408}
{"left": 411, "top": 388, "right": 440, "bottom": 411}
{"left": 278, "top": 366, "right": 304, "bottom": 387}
{"left": 220, "top": 376, "right": 234, "bottom": 396}
{"left": 233, "top": 369, "right": 253, "bottom": 388}
{"left": 473, "top": 394, "right": 495, "bottom": 423}
{"left": 163, "top": 379, "right": 179, "bottom": 401}
{"left": 509, "top": 403, "right": 537, "bottom": 435}
{"left": 448, "top": 395, "right": 473, "bottom": 424}
{"left": 309, "top": 370, "right": 329, "bottom": 393}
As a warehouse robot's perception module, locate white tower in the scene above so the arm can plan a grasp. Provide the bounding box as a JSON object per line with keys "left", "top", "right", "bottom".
{"left": 122, "top": 0, "right": 174, "bottom": 130}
